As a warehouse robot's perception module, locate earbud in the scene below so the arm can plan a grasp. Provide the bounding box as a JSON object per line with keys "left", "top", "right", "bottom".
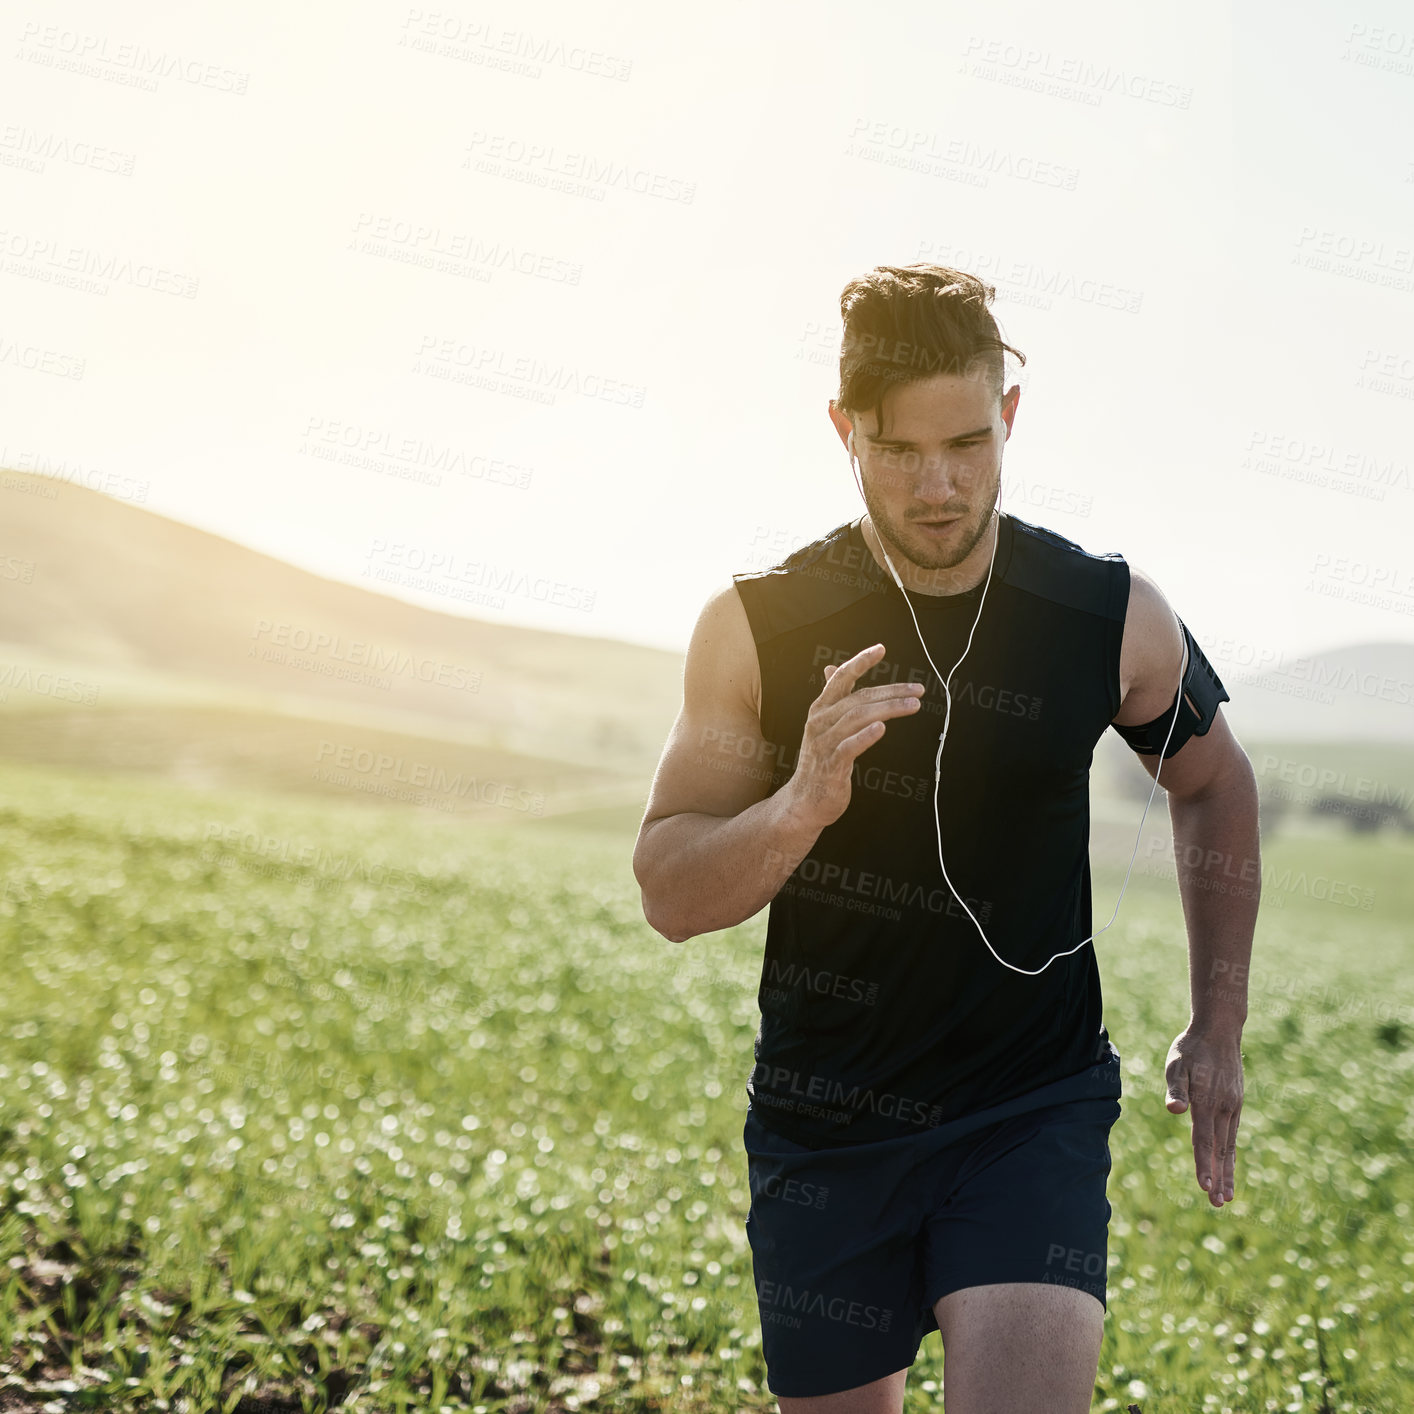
{"left": 841, "top": 426, "right": 1184, "bottom": 976}
{"left": 847, "top": 429, "right": 907, "bottom": 592}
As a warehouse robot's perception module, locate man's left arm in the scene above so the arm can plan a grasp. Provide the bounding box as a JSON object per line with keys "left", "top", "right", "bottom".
{"left": 1112, "top": 567, "right": 1261, "bottom": 1211}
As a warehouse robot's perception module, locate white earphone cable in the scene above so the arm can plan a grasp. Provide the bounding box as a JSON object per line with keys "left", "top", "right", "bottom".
{"left": 847, "top": 435, "right": 1184, "bottom": 975}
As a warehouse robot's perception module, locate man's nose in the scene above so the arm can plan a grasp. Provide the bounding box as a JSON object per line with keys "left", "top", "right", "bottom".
{"left": 911, "top": 452, "right": 977, "bottom": 500}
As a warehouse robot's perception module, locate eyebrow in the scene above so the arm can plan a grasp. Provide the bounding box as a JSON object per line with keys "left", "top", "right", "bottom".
{"left": 865, "top": 426, "right": 993, "bottom": 447}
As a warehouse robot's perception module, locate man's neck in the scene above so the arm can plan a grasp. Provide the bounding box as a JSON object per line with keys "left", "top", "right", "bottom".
{"left": 860, "top": 512, "right": 1000, "bottom": 597}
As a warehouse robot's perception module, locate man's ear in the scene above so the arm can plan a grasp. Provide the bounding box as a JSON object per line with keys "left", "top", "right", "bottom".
{"left": 827, "top": 400, "right": 853, "bottom": 448}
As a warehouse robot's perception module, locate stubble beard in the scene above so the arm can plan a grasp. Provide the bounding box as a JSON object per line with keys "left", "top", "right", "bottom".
{"left": 864, "top": 482, "right": 999, "bottom": 574}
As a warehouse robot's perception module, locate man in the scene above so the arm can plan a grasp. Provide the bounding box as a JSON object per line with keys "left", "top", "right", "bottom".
{"left": 632, "top": 264, "right": 1259, "bottom": 1412}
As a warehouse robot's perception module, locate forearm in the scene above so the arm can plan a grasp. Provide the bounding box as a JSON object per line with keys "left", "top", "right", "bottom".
{"left": 1168, "top": 763, "right": 1261, "bottom": 1032}
{"left": 635, "top": 785, "right": 823, "bottom": 942}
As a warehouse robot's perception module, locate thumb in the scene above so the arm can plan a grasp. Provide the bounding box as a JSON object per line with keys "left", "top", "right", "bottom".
{"left": 1166, "top": 1066, "right": 1189, "bottom": 1113}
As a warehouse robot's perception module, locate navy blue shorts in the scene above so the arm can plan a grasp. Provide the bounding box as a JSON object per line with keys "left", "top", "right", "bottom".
{"left": 743, "top": 1049, "right": 1122, "bottom": 1399}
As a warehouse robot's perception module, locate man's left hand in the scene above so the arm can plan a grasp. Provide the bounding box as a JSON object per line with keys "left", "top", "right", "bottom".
{"left": 1164, "top": 1026, "right": 1244, "bottom": 1207}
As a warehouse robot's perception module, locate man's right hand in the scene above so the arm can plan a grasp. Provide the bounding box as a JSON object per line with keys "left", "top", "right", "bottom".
{"left": 783, "top": 643, "right": 926, "bottom": 831}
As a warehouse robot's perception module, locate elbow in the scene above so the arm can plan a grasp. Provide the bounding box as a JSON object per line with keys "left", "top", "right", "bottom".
{"left": 633, "top": 857, "right": 692, "bottom": 943}
{"left": 633, "top": 821, "right": 695, "bottom": 943}
{"left": 640, "top": 890, "right": 694, "bottom": 944}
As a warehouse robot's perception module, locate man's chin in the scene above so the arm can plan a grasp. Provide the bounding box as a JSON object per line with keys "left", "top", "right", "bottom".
{"left": 898, "top": 533, "right": 970, "bottom": 572}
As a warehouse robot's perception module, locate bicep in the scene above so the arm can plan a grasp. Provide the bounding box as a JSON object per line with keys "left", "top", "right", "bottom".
{"left": 1132, "top": 703, "right": 1251, "bottom": 800}
{"left": 638, "top": 583, "right": 774, "bottom": 832}
{"left": 1113, "top": 566, "right": 1186, "bottom": 727}
{"left": 1112, "top": 566, "right": 1247, "bottom": 799}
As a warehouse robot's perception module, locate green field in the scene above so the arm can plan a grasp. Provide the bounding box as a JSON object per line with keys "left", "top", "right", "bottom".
{"left": 1, "top": 758, "right": 1412, "bottom": 1412}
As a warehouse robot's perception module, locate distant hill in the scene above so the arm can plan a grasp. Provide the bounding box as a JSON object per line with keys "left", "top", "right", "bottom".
{"left": 1, "top": 467, "right": 1410, "bottom": 833}
{"left": 1210, "top": 641, "right": 1414, "bottom": 743}
{"left": 0, "top": 469, "right": 683, "bottom": 777}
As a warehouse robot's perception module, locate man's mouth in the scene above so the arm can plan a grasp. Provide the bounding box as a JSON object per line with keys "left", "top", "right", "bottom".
{"left": 913, "top": 515, "right": 963, "bottom": 532}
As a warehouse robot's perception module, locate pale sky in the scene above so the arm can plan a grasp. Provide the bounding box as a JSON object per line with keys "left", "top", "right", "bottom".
{"left": 3, "top": 0, "right": 1412, "bottom": 667}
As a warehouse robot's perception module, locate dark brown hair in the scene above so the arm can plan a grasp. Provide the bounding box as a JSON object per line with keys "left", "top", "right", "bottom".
{"left": 833, "top": 264, "right": 1026, "bottom": 437}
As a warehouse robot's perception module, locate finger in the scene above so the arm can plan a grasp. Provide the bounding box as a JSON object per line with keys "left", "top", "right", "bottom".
{"left": 849, "top": 679, "right": 928, "bottom": 703}
{"left": 1209, "top": 1109, "right": 1230, "bottom": 1205}
{"left": 1221, "top": 1107, "right": 1240, "bottom": 1201}
{"left": 815, "top": 681, "right": 928, "bottom": 729}
{"left": 1190, "top": 1103, "right": 1217, "bottom": 1197}
{"left": 836, "top": 719, "right": 887, "bottom": 759}
{"left": 817, "top": 643, "right": 887, "bottom": 706}
{"left": 817, "top": 694, "right": 926, "bottom": 754}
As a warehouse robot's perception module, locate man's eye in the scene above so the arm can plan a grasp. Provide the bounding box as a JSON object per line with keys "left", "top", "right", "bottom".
{"left": 880, "top": 441, "right": 983, "bottom": 454}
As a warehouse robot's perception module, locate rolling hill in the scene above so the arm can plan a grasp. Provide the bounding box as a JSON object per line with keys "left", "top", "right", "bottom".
{"left": 2, "top": 466, "right": 1411, "bottom": 835}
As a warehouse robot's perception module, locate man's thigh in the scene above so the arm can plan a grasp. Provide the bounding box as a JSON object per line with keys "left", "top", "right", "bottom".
{"left": 933, "top": 1282, "right": 1103, "bottom": 1414}
{"left": 922, "top": 1095, "right": 1119, "bottom": 1312}
{"left": 920, "top": 1096, "right": 1119, "bottom": 1411}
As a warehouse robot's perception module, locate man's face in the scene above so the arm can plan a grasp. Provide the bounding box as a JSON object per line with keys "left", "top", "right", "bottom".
{"left": 842, "top": 372, "right": 1019, "bottom": 578}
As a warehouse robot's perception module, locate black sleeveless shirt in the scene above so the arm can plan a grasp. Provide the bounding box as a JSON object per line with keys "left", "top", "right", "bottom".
{"left": 731, "top": 510, "right": 1130, "bottom": 1149}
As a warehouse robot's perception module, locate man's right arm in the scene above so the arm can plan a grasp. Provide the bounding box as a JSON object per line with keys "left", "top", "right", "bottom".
{"left": 631, "top": 582, "right": 925, "bottom": 942}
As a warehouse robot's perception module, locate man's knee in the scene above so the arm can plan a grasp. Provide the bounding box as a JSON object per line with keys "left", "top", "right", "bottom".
{"left": 776, "top": 1364, "right": 908, "bottom": 1414}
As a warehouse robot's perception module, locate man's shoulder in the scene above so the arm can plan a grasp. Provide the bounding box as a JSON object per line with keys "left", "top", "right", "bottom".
{"left": 732, "top": 519, "right": 859, "bottom": 581}
{"left": 1003, "top": 512, "right": 1129, "bottom": 622}
{"left": 730, "top": 519, "right": 880, "bottom": 645}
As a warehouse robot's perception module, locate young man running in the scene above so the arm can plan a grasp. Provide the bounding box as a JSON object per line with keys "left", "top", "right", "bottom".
{"left": 632, "top": 264, "right": 1259, "bottom": 1412}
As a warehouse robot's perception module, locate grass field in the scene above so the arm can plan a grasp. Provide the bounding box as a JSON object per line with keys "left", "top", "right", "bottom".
{"left": 1, "top": 757, "right": 1412, "bottom": 1412}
